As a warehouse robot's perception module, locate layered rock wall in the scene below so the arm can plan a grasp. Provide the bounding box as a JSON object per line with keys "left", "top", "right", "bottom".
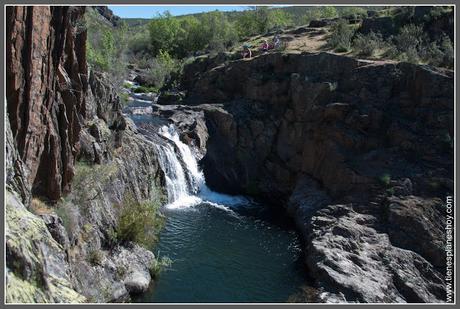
{"left": 169, "top": 51, "right": 454, "bottom": 302}
{"left": 6, "top": 6, "right": 87, "bottom": 200}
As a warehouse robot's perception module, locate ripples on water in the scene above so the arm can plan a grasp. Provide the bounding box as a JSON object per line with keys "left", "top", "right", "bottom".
{"left": 134, "top": 202, "right": 306, "bottom": 303}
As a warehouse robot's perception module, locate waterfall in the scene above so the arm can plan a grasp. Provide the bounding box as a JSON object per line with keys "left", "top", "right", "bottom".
{"left": 155, "top": 124, "right": 247, "bottom": 210}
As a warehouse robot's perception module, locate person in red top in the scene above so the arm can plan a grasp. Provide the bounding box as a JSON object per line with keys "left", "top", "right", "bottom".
{"left": 261, "top": 39, "right": 269, "bottom": 53}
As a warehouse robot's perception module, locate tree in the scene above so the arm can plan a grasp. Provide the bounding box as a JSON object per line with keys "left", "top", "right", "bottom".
{"left": 200, "top": 11, "right": 238, "bottom": 52}
{"left": 236, "top": 7, "right": 292, "bottom": 38}
{"left": 148, "top": 11, "right": 182, "bottom": 56}
{"left": 320, "top": 6, "right": 338, "bottom": 19}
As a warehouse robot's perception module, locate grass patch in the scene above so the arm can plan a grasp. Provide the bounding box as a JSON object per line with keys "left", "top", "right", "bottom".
{"left": 54, "top": 202, "right": 78, "bottom": 236}
{"left": 119, "top": 92, "right": 130, "bottom": 106}
{"left": 133, "top": 85, "right": 158, "bottom": 93}
{"left": 149, "top": 256, "right": 173, "bottom": 279}
{"left": 30, "top": 198, "right": 53, "bottom": 215}
{"left": 123, "top": 82, "right": 133, "bottom": 89}
{"left": 88, "top": 250, "right": 104, "bottom": 266}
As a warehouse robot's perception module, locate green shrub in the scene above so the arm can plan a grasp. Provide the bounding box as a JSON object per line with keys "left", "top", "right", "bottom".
{"left": 106, "top": 226, "right": 118, "bottom": 248}
{"left": 439, "top": 35, "right": 454, "bottom": 68}
{"left": 383, "top": 23, "right": 453, "bottom": 68}
{"left": 236, "top": 7, "right": 292, "bottom": 38}
{"left": 85, "top": 8, "right": 128, "bottom": 89}
{"left": 88, "top": 250, "right": 104, "bottom": 266}
{"left": 116, "top": 194, "right": 164, "bottom": 248}
{"left": 149, "top": 256, "right": 173, "bottom": 279}
{"left": 386, "top": 187, "right": 395, "bottom": 196}
{"left": 133, "top": 85, "right": 158, "bottom": 93}
{"left": 55, "top": 201, "right": 78, "bottom": 236}
{"left": 353, "top": 31, "right": 384, "bottom": 56}
{"left": 71, "top": 162, "right": 118, "bottom": 207}
{"left": 401, "top": 46, "right": 420, "bottom": 64}
{"left": 378, "top": 173, "right": 392, "bottom": 187}
{"left": 394, "top": 24, "right": 424, "bottom": 52}
{"left": 119, "top": 92, "right": 130, "bottom": 106}
{"left": 328, "top": 19, "right": 355, "bottom": 52}
{"left": 132, "top": 50, "right": 178, "bottom": 90}
{"left": 128, "top": 28, "right": 152, "bottom": 54}
{"left": 338, "top": 6, "right": 367, "bottom": 19}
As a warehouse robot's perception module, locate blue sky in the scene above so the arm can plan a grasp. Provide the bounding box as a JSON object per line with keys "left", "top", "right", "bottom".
{"left": 108, "top": 5, "right": 290, "bottom": 19}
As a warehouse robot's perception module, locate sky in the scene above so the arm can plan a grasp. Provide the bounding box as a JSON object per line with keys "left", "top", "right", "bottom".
{"left": 108, "top": 5, "right": 290, "bottom": 19}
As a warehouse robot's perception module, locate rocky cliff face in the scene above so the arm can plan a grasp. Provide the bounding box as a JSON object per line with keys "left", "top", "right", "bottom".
{"left": 161, "top": 51, "right": 453, "bottom": 303}
{"left": 181, "top": 53, "right": 452, "bottom": 202}
{"left": 6, "top": 68, "right": 166, "bottom": 303}
{"left": 6, "top": 6, "right": 88, "bottom": 200}
{"left": 6, "top": 7, "right": 165, "bottom": 303}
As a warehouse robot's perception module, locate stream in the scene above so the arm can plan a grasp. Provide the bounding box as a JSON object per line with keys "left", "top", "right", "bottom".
{"left": 125, "top": 91, "right": 306, "bottom": 303}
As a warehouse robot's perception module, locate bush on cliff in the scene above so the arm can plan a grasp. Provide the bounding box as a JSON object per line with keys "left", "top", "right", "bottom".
{"left": 72, "top": 162, "right": 118, "bottom": 207}
{"left": 116, "top": 194, "right": 164, "bottom": 248}
{"left": 353, "top": 31, "right": 385, "bottom": 56}
{"left": 384, "top": 24, "right": 454, "bottom": 67}
{"left": 328, "top": 19, "right": 355, "bottom": 52}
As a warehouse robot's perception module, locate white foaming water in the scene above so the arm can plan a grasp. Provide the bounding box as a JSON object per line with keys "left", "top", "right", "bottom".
{"left": 155, "top": 124, "right": 247, "bottom": 212}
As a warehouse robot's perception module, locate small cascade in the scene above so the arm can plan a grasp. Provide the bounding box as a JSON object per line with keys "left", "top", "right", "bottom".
{"left": 158, "top": 125, "right": 205, "bottom": 194}
{"left": 154, "top": 124, "right": 246, "bottom": 210}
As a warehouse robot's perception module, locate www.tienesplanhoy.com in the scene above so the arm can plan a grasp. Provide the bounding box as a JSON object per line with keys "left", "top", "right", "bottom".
{"left": 445, "top": 195, "right": 454, "bottom": 302}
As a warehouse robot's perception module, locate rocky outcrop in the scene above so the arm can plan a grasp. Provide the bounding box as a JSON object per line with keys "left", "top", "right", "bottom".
{"left": 6, "top": 68, "right": 166, "bottom": 303}
{"left": 5, "top": 6, "right": 166, "bottom": 303}
{"left": 164, "top": 51, "right": 453, "bottom": 303}
{"left": 179, "top": 52, "right": 453, "bottom": 202}
{"left": 6, "top": 115, "right": 31, "bottom": 205}
{"left": 306, "top": 201, "right": 445, "bottom": 303}
{"left": 94, "top": 6, "right": 120, "bottom": 27}
{"left": 5, "top": 191, "right": 85, "bottom": 303}
{"left": 53, "top": 71, "right": 165, "bottom": 302}
{"left": 6, "top": 6, "right": 88, "bottom": 201}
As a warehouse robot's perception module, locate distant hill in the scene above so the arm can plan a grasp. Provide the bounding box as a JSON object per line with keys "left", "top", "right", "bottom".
{"left": 123, "top": 18, "right": 151, "bottom": 27}
{"left": 120, "top": 6, "right": 386, "bottom": 29}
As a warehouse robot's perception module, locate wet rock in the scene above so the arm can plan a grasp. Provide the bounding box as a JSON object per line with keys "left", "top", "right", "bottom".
{"left": 124, "top": 272, "right": 150, "bottom": 294}
{"left": 110, "top": 283, "right": 130, "bottom": 303}
{"left": 132, "top": 92, "right": 158, "bottom": 102}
